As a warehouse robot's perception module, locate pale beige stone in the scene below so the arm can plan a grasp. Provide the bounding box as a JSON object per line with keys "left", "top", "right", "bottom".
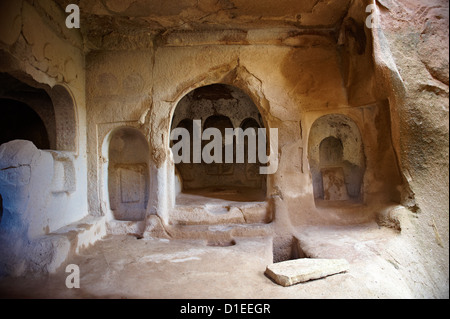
{"left": 0, "top": 0, "right": 447, "bottom": 299}
{"left": 265, "top": 258, "right": 350, "bottom": 287}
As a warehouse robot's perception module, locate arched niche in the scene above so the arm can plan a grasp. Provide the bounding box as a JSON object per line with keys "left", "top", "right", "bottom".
{"left": 48, "top": 84, "right": 78, "bottom": 152}
{"left": 0, "top": 72, "right": 77, "bottom": 152}
{"left": 170, "top": 84, "right": 266, "bottom": 201}
{"left": 308, "top": 114, "right": 365, "bottom": 202}
{"left": 107, "top": 127, "right": 150, "bottom": 221}
{"left": 0, "top": 98, "right": 50, "bottom": 149}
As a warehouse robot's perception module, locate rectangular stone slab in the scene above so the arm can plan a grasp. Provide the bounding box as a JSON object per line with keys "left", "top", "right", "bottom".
{"left": 265, "top": 258, "right": 350, "bottom": 287}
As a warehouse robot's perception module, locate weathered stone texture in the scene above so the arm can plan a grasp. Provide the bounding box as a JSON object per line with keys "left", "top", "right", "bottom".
{"left": 265, "top": 258, "right": 350, "bottom": 286}
{"left": 0, "top": 0, "right": 447, "bottom": 298}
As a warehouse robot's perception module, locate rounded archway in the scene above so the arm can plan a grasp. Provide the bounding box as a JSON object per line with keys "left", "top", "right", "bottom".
{"left": 308, "top": 114, "right": 365, "bottom": 202}
{"left": 0, "top": 98, "right": 50, "bottom": 149}
{"left": 107, "top": 127, "right": 150, "bottom": 221}
{"left": 0, "top": 72, "right": 77, "bottom": 152}
{"left": 170, "top": 83, "right": 267, "bottom": 201}
{"left": 48, "top": 84, "right": 78, "bottom": 152}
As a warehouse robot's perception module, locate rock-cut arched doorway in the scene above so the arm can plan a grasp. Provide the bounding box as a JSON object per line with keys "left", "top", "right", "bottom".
{"left": 170, "top": 84, "right": 267, "bottom": 202}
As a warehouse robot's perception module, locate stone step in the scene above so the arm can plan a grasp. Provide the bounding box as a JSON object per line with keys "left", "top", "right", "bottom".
{"left": 169, "top": 201, "right": 272, "bottom": 226}
{"left": 164, "top": 222, "right": 274, "bottom": 242}
{"left": 105, "top": 215, "right": 274, "bottom": 243}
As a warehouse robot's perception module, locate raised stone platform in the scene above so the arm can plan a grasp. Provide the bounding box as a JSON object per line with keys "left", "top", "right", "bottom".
{"left": 169, "top": 188, "right": 272, "bottom": 226}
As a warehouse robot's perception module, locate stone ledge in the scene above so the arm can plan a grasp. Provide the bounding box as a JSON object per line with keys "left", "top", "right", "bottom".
{"left": 53, "top": 215, "right": 107, "bottom": 251}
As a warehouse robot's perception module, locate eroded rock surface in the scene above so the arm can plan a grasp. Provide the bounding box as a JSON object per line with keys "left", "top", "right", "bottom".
{"left": 265, "top": 258, "right": 350, "bottom": 287}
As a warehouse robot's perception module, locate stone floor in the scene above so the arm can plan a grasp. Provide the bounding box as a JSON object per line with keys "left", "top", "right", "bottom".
{"left": 0, "top": 221, "right": 429, "bottom": 299}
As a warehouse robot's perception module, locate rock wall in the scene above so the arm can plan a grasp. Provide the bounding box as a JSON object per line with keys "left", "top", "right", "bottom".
{"left": 0, "top": 0, "right": 89, "bottom": 276}
{"left": 171, "top": 84, "right": 266, "bottom": 191}
{"left": 0, "top": 0, "right": 447, "bottom": 297}
{"left": 371, "top": 0, "right": 449, "bottom": 297}
{"left": 82, "top": 2, "right": 405, "bottom": 226}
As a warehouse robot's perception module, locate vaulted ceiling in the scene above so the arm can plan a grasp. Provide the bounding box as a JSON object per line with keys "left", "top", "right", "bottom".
{"left": 54, "top": 0, "right": 353, "bottom": 49}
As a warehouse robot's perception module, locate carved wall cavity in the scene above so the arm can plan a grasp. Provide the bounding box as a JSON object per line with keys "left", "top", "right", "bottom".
{"left": 170, "top": 84, "right": 266, "bottom": 198}
{"left": 108, "top": 127, "right": 150, "bottom": 221}
{"left": 308, "top": 114, "right": 365, "bottom": 202}
{"left": 0, "top": 98, "right": 51, "bottom": 150}
{"left": 0, "top": 73, "right": 77, "bottom": 153}
{"left": 0, "top": 73, "right": 55, "bottom": 149}
{"left": 48, "top": 85, "right": 78, "bottom": 153}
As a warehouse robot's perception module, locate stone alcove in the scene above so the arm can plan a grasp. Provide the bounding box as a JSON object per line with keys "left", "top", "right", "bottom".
{"left": 0, "top": 72, "right": 78, "bottom": 153}
{"left": 0, "top": 73, "right": 55, "bottom": 150}
{"left": 170, "top": 83, "right": 267, "bottom": 202}
{"left": 308, "top": 114, "right": 365, "bottom": 203}
{"left": 48, "top": 84, "right": 78, "bottom": 153}
{"left": 0, "top": 98, "right": 51, "bottom": 150}
{"left": 107, "top": 127, "right": 150, "bottom": 221}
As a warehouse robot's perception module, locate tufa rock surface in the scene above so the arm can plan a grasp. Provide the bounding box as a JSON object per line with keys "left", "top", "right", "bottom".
{"left": 265, "top": 258, "right": 350, "bottom": 287}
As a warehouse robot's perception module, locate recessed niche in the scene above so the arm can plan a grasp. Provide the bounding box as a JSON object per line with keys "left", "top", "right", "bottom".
{"left": 0, "top": 72, "right": 77, "bottom": 152}
{"left": 171, "top": 84, "right": 267, "bottom": 201}
{"left": 0, "top": 98, "right": 50, "bottom": 149}
{"left": 308, "top": 114, "right": 365, "bottom": 202}
{"left": 108, "top": 127, "right": 150, "bottom": 221}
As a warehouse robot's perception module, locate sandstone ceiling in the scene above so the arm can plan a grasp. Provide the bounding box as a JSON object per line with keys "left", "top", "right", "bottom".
{"left": 54, "top": 0, "right": 353, "bottom": 49}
